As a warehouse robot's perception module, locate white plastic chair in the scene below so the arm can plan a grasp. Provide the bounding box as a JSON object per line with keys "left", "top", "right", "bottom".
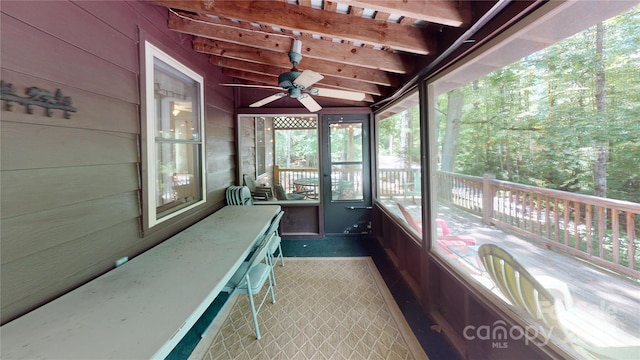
{"left": 225, "top": 186, "right": 240, "bottom": 205}
{"left": 225, "top": 186, "right": 254, "bottom": 206}
{"left": 239, "top": 186, "right": 253, "bottom": 205}
{"left": 243, "top": 174, "right": 272, "bottom": 201}
{"left": 478, "top": 244, "right": 640, "bottom": 359}
{"left": 274, "top": 182, "right": 306, "bottom": 200}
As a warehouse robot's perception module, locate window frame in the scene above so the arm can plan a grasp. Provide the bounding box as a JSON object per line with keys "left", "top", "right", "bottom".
{"left": 143, "top": 41, "right": 206, "bottom": 229}
{"left": 424, "top": 1, "right": 639, "bottom": 357}
{"left": 236, "top": 113, "right": 320, "bottom": 203}
{"left": 373, "top": 89, "right": 424, "bottom": 244}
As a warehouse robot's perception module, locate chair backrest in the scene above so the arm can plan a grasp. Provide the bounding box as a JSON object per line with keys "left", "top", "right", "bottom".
{"left": 226, "top": 186, "right": 241, "bottom": 205}
{"left": 412, "top": 170, "right": 421, "bottom": 191}
{"left": 243, "top": 174, "right": 258, "bottom": 192}
{"left": 248, "top": 233, "right": 273, "bottom": 269}
{"left": 396, "top": 202, "right": 422, "bottom": 232}
{"left": 225, "top": 185, "right": 252, "bottom": 206}
{"left": 240, "top": 186, "right": 253, "bottom": 205}
{"left": 435, "top": 218, "right": 450, "bottom": 236}
{"left": 265, "top": 210, "right": 284, "bottom": 237}
{"left": 477, "top": 244, "right": 564, "bottom": 335}
{"left": 225, "top": 186, "right": 233, "bottom": 205}
{"left": 274, "top": 183, "right": 288, "bottom": 200}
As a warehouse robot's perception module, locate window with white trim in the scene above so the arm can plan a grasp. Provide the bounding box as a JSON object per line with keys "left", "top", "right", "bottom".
{"left": 144, "top": 41, "right": 205, "bottom": 228}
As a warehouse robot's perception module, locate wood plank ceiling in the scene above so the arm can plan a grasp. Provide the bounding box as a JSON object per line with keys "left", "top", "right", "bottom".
{"left": 152, "top": 0, "right": 493, "bottom": 108}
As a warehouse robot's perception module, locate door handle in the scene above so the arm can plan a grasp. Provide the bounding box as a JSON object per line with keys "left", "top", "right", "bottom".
{"left": 346, "top": 206, "right": 372, "bottom": 210}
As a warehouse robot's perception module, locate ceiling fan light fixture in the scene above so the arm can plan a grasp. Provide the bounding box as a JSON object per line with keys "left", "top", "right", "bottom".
{"left": 288, "top": 39, "right": 303, "bottom": 68}
{"left": 289, "top": 87, "right": 302, "bottom": 98}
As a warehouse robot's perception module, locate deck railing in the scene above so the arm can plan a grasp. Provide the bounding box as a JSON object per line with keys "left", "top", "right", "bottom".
{"left": 274, "top": 166, "right": 363, "bottom": 198}
{"left": 274, "top": 167, "right": 639, "bottom": 277}
{"left": 436, "top": 171, "right": 640, "bottom": 278}
{"left": 377, "top": 168, "right": 415, "bottom": 197}
{"left": 273, "top": 166, "right": 318, "bottom": 193}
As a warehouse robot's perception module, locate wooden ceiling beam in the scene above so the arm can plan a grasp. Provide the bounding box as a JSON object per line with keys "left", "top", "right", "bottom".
{"left": 210, "top": 56, "right": 384, "bottom": 96}
{"left": 154, "top": 0, "right": 436, "bottom": 54}
{"left": 323, "top": 1, "right": 338, "bottom": 12}
{"left": 220, "top": 67, "right": 381, "bottom": 98}
{"left": 338, "top": 0, "right": 472, "bottom": 27}
{"left": 168, "top": 11, "right": 413, "bottom": 74}
{"left": 229, "top": 78, "right": 372, "bottom": 107}
{"left": 193, "top": 37, "right": 401, "bottom": 87}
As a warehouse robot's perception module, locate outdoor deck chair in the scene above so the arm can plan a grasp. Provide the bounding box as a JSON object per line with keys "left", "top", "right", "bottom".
{"left": 396, "top": 202, "right": 475, "bottom": 256}
{"left": 225, "top": 186, "right": 240, "bottom": 205}
{"left": 274, "top": 182, "right": 306, "bottom": 200}
{"left": 403, "top": 170, "right": 421, "bottom": 202}
{"left": 219, "top": 234, "right": 276, "bottom": 340}
{"left": 239, "top": 186, "right": 253, "bottom": 205}
{"left": 477, "top": 243, "right": 640, "bottom": 359}
{"left": 397, "top": 202, "right": 422, "bottom": 232}
{"left": 225, "top": 186, "right": 254, "bottom": 206}
{"left": 243, "top": 174, "right": 273, "bottom": 201}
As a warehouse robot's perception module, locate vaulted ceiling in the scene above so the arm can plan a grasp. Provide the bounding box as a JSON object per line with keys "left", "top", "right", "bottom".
{"left": 152, "top": 0, "right": 538, "bottom": 109}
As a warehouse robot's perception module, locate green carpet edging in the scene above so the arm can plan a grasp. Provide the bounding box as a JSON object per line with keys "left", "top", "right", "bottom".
{"left": 165, "top": 292, "right": 230, "bottom": 360}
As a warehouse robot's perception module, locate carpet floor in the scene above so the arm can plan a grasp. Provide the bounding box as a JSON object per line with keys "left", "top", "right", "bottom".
{"left": 191, "top": 257, "right": 429, "bottom": 360}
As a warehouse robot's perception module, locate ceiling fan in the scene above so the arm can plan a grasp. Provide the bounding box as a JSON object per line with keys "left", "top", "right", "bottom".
{"left": 221, "top": 39, "right": 366, "bottom": 112}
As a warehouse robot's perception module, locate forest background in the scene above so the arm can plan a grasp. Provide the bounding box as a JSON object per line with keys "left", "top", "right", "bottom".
{"left": 381, "top": 5, "right": 639, "bottom": 204}
{"left": 278, "top": 6, "right": 638, "bottom": 204}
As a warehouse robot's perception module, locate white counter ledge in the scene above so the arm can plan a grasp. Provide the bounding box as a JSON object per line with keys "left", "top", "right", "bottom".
{"left": 1, "top": 205, "right": 281, "bottom": 360}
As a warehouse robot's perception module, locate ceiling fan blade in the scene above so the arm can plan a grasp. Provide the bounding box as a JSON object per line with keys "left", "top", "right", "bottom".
{"left": 297, "top": 94, "right": 322, "bottom": 112}
{"left": 250, "top": 92, "right": 287, "bottom": 107}
{"left": 315, "top": 88, "right": 366, "bottom": 101}
{"left": 220, "top": 83, "right": 282, "bottom": 90}
{"left": 293, "top": 70, "right": 324, "bottom": 88}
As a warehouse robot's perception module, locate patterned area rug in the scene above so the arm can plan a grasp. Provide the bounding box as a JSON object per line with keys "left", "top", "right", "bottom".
{"left": 191, "top": 257, "right": 428, "bottom": 360}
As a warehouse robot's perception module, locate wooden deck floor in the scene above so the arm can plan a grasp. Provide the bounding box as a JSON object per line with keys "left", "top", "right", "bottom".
{"left": 436, "top": 204, "right": 640, "bottom": 339}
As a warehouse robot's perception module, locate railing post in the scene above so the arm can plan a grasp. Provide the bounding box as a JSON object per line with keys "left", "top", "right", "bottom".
{"left": 274, "top": 165, "right": 280, "bottom": 184}
{"left": 483, "top": 174, "right": 495, "bottom": 225}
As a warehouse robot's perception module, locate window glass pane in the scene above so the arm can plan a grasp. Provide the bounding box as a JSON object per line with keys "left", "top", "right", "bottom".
{"left": 274, "top": 116, "right": 319, "bottom": 200}
{"left": 331, "top": 164, "right": 363, "bottom": 201}
{"left": 155, "top": 142, "right": 201, "bottom": 218}
{"left": 154, "top": 58, "right": 200, "bottom": 140}
{"left": 375, "top": 91, "right": 422, "bottom": 236}
{"left": 238, "top": 115, "right": 319, "bottom": 201}
{"left": 329, "top": 123, "right": 362, "bottom": 162}
{"left": 329, "top": 122, "right": 364, "bottom": 202}
{"left": 429, "top": 4, "right": 639, "bottom": 356}
{"left": 256, "top": 117, "right": 267, "bottom": 175}
{"left": 145, "top": 41, "right": 205, "bottom": 227}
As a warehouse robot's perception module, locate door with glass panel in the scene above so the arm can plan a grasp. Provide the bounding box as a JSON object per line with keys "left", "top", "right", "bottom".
{"left": 322, "top": 114, "right": 372, "bottom": 234}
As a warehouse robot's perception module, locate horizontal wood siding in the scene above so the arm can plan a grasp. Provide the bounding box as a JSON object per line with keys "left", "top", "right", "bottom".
{"left": 0, "top": 1, "right": 235, "bottom": 323}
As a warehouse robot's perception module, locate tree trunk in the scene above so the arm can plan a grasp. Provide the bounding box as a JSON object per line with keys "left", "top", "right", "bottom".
{"left": 594, "top": 22, "right": 608, "bottom": 198}
{"left": 400, "top": 110, "right": 407, "bottom": 161}
{"left": 441, "top": 89, "right": 464, "bottom": 172}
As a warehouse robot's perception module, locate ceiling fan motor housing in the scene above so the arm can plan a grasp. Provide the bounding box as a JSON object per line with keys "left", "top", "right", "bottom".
{"left": 278, "top": 71, "right": 302, "bottom": 92}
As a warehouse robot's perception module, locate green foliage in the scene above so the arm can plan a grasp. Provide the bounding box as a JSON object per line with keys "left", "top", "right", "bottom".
{"left": 377, "top": 104, "right": 421, "bottom": 167}
{"left": 438, "top": 6, "right": 640, "bottom": 202}
{"left": 275, "top": 129, "right": 318, "bottom": 168}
